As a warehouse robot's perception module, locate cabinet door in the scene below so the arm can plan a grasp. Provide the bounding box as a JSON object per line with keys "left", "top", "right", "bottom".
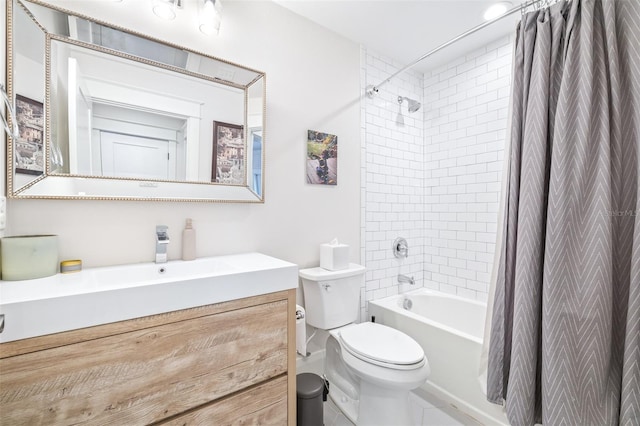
{"left": 0, "top": 300, "right": 287, "bottom": 425}
{"left": 161, "top": 375, "right": 288, "bottom": 425}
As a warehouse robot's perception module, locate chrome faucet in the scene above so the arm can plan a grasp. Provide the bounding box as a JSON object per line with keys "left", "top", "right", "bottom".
{"left": 398, "top": 274, "right": 415, "bottom": 286}
{"left": 155, "top": 225, "right": 170, "bottom": 263}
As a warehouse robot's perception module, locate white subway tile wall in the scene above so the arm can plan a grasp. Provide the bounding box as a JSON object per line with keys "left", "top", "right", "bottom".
{"left": 361, "top": 34, "right": 513, "bottom": 313}
{"left": 423, "top": 35, "right": 513, "bottom": 302}
{"left": 360, "top": 47, "right": 425, "bottom": 321}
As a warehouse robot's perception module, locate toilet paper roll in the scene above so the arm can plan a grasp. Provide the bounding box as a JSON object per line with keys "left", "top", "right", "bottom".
{"left": 296, "top": 304, "right": 307, "bottom": 356}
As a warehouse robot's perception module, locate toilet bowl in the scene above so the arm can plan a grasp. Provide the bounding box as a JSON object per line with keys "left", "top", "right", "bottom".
{"left": 299, "top": 264, "right": 430, "bottom": 425}
{"left": 328, "top": 322, "right": 430, "bottom": 425}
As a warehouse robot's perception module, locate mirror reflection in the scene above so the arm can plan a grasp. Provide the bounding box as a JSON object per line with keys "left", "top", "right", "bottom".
{"left": 50, "top": 37, "right": 244, "bottom": 183}
{"left": 8, "top": 0, "right": 266, "bottom": 202}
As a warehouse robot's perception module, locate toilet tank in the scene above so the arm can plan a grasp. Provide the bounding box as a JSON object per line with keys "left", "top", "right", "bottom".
{"left": 299, "top": 264, "right": 365, "bottom": 329}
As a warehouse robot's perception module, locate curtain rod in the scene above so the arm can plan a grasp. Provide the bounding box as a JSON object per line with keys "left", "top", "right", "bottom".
{"left": 365, "top": 0, "right": 545, "bottom": 97}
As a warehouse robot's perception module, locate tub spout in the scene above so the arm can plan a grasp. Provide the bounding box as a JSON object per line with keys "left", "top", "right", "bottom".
{"left": 398, "top": 274, "right": 415, "bottom": 286}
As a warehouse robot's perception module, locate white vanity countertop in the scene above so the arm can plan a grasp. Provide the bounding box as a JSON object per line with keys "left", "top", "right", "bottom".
{"left": 0, "top": 252, "right": 298, "bottom": 343}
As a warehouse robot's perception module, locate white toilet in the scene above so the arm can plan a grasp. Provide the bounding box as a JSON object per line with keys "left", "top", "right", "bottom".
{"left": 300, "top": 264, "right": 430, "bottom": 426}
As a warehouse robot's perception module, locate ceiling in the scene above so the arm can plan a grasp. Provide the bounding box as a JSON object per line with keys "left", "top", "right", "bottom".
{"left": 274, "top": 0, "right": 528, "bottom": 74}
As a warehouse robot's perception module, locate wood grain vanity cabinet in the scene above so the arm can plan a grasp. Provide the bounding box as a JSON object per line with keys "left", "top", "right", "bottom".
{"left": 0, "top": 290, "right": 297, "bottom": 425}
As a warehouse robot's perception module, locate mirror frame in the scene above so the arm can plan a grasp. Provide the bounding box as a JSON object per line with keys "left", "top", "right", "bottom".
{"left": 6, "top": 0, "right": 266, "bottom": 203}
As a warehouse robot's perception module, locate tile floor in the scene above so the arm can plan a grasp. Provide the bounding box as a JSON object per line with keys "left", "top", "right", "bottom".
{"left": 297, "top": 352, "right": 483, "bottom": 426}
{"left": 322, "top": 389, "right": 482, "bottom": 426}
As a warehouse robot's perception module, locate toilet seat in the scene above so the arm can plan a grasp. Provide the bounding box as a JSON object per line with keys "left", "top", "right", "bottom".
{"left": 338, "top": 322, "right": 425, "bottom": 370}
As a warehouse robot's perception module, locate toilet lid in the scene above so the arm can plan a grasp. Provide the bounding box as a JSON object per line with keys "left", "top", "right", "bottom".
{"left": 338, "top": 322, "right": 424, "bottom": 366}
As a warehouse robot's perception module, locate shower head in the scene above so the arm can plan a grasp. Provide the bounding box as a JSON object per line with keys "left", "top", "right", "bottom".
{"left": 399, "top": 96, "right": 421, "bottom": 113}
{"left": 407, "top": 99, "right": 421, "bottom": 113}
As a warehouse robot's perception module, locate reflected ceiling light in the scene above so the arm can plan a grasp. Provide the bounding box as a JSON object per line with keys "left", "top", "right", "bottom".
{"left": 199, "top": 0, "right": 223, "bottom": 35}
{"left": 149, "top": 0, "right": 222, "bottom": 35}
{"left": 153, "top": 0, "right": 179, "bottom": 20}
{"left": 483, "top": 1, "right": 512, "bottom": 20}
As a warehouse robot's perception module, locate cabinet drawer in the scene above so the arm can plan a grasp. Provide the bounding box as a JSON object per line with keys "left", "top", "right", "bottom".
{"left": 161, "top": 375, "right": 288, "bottom": 425}
{"left": 0, "top": 299, "right": 288, "bottom": 425}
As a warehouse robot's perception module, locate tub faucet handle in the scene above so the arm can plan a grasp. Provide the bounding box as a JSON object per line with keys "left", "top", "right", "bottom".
{"left": 393, "top": 237, "right": 409, "bottom": 258}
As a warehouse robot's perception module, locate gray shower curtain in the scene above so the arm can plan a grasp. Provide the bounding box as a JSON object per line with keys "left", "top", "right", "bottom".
{"left": 486, "top": 0, "right": 640, "bottom": 424}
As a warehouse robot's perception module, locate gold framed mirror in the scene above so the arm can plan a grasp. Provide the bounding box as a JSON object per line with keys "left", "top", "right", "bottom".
{"left": 7, "top": 0, "right": 265, "bottom": 202}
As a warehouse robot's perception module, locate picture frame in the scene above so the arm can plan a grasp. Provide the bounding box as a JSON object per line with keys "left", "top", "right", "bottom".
{"left": 306, "top": 130, "right": 337, "bottom": 185}
{"left": 14, "top": 95, "right": 44, "bottom": 175}
{"left": 211, "top": 121, "right": 245, "bottom": 185}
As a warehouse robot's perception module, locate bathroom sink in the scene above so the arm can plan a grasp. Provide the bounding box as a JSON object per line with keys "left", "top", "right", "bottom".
{"left": 92, "top": 256, "right": 236, "bottom": 287}
{"left": 0, "top": 253, "right": 298, "bottom": 343}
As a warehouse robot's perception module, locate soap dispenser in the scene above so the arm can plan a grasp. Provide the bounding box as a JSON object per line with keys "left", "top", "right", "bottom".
{"left": 182, "top": 218, "right": 196, "bottom": 261}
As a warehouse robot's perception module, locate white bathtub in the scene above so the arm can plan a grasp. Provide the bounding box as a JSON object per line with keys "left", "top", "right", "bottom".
{"left": 369, "top": 289, "right": 508, "bottom": 426}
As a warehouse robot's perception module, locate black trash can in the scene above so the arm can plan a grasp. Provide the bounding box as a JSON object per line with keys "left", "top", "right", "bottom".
{"left": 296, "top": 373, "right": 325, "bottom": 426}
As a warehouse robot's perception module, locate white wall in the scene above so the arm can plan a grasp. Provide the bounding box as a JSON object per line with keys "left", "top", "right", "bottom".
{"left": 2, "top": 1, "right": 362, "bottom": 285}
{"left": 423, "top": 35, "right": 513, "bottom": 301}
{"left": 360, "top": 47, "right": 424, "bottom": 320}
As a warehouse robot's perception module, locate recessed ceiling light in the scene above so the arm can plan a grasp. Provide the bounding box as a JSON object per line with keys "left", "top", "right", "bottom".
{"left": 483, "top": 1, "right": 513, "bottom": 21}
